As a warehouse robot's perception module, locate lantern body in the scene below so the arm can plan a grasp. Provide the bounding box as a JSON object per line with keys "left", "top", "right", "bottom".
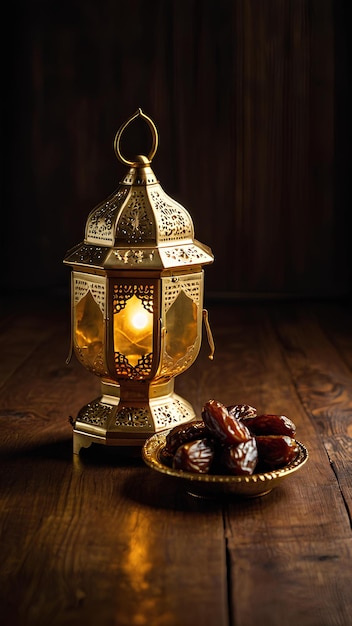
{"left": 64, "top": 110, "right": 214, "bottom": 453}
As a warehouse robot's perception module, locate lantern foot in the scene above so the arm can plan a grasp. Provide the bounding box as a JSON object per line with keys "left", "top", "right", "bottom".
{"left": 73, "top": 432, "right": 95, "bottom": 455}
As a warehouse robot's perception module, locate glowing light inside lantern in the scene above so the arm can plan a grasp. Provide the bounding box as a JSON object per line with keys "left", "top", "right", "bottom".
{"left": 131, "top": 310, "right": 149, "bottom": 330}
{"left": 114, "top": 295, "right": 153, "bottom": 367}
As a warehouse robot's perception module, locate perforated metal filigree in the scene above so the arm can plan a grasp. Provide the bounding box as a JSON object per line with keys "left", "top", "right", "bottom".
{"left": 160, "top": 245, "right": 210, "bottom": 266}
{"left": 163, "top": 276, "right": 201, "bottom": 312}
{"left": 74, "top": 276, "right": 106, "bottom": 314}
{"left": 150, "top": 190, "right": 193, "bottom": 242}
{"left": 69, "top": 245, "right": 107, "bottom": 265}
{"left": 86, "top": 187, "right": 129, "bottom": 244}
{"left": 114, "top": 352, "right": 153, "bottom": 379}
{"left": 113, "top": 249, "right": 155, "bottom": 264}
{"left": 117, "top": 190, "right": 154, "bottom": 243}
{"left": 113, "top": 284, "right": 154, "bottom": 314}
{"left": 115, "top": 407, "right": 152, "bottom": 428}
{"left": 77, "top": 402, "right": 112, "bottom": 426}
{"left": 153, "top": 399, "right": 194, "bottom": 429}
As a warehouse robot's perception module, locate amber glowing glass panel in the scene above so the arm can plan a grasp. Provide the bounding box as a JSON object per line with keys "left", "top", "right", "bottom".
{"left": 165, "top": 290, "right": 197, "bottom": 361}
{"left": 114, "top": 295, "right": 153, "bottom": 367}
{"left": 74, "top": 290, "right": 104, "bottom": 371}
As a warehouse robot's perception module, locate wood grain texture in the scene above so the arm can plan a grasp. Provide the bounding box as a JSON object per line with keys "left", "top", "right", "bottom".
{"left": 206, "top": 301, "right": 352, "bottom": 625}
{"left": 0, "top": 300, "right": 228, "bottom": 626}
{"left": 229, "top": 539, "right": 352, "bottom": 626}
{"left": 273, "top": 303, "right": 352, "bottom": 516}
{"left": 3, "top": 0, "right": 348, "bottom": 298}
{"left": 1, "top": 298, "right": 352, "bottom": 625}
{"left": 1, "top": 456, "right": 228, "bottom": 626}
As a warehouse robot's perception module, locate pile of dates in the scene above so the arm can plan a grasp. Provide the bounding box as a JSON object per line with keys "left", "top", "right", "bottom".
{"left": 161, "top": 399, "right": 299, "bottom": 476}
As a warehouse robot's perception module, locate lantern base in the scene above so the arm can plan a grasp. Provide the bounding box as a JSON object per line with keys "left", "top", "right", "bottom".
{"left": 71, "top": 380, "right": 196, "bottom": 454}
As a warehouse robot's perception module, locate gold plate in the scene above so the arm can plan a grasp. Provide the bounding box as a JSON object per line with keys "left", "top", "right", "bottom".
{"left": 142, "top": 432, "right": 309, "bottom": 499}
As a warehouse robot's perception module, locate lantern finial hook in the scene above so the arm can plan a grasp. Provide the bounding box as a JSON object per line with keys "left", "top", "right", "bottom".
{"left": 114, "top": 108, "right": 159, "bottom": 166}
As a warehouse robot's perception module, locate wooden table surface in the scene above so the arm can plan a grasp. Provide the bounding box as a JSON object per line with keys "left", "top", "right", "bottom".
{"left": 1, "top": 296, "right": 351, "bottom": 626}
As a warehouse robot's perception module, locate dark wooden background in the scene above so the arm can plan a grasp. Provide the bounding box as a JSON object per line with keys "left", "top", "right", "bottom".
{"left": 2, "top": 0, "right": 350, "bottom": 299}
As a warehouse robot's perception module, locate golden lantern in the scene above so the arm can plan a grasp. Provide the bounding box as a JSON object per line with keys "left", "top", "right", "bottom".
{"left": 64, "top": 109, "right": 214, "bottom": 454}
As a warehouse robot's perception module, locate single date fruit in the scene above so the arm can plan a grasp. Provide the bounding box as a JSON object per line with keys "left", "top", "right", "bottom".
{"left": 255, "top": 435, "right": 299, "bottom": 469}
{"left": 227, "top": 404, "right": 257, "bottom": 420}
{"left": 158, "top": 446, "right": 174, "bottom": 468}
{"left": 172, "top": 438, "right": 215, "bottom": 474}
{"left": 242, "top": 414, "right": 296, "bottom": 437}
{"left": 202, "top": 399, "right": 252, "bottom": 445}
{"left": 221, "top": 438, "right": 258, "bottom": 475}
{"left": 165, "top": 420, "right": 208, "bottom": 454}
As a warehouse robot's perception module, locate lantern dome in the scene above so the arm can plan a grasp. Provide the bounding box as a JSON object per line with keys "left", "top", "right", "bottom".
{"left": 64, "top": 110, "right": 213, "bottom": 272}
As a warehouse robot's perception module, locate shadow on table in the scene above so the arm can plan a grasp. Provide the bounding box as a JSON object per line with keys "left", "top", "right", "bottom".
{"left": 121, "top": 470, "right": 235, "bottom": 513}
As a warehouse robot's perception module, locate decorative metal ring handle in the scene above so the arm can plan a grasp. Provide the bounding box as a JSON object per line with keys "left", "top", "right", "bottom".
{"left": 114, "top": 108, "right": 159, "bottom": 166}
